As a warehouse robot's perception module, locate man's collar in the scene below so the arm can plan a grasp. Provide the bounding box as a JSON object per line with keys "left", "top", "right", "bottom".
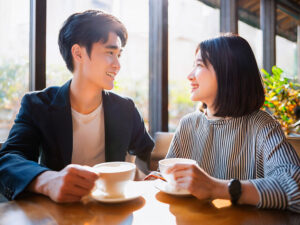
{"left": 49, "top": 79, "right": 72, "bottom": 110}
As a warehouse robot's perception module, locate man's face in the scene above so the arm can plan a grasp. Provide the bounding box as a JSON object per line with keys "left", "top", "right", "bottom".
{"left": 80, "top": 32, "right": 122, "bottom": 90}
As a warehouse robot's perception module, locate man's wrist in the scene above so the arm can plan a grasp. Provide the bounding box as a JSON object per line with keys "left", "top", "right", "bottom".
{"left": 27, "top": 171, "right": 52, "bottom": 195}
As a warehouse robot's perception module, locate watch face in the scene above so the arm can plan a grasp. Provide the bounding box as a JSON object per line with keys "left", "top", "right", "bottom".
{"left": 230, "top": 179, "right": 241, "bottom": 195}
{"left": 228, "top": 179, "right": 241, "bottom": 204}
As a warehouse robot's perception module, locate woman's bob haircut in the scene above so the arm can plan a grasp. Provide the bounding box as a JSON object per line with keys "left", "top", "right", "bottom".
{"left": 198, "top": 34, "right": 265, "bottom": 117}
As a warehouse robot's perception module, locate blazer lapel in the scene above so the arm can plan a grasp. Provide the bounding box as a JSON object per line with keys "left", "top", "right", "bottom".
{"left": 102, "top": 91, "right": 133, "bottom": 162}
{"left": 103, "top": 91, "right": 115, "bottom": 162}
{"left": 103, "top": 91, "right": 126, "bottom": 162}
{"left": 49, "top": 80, "right": 73, "bottom": 168}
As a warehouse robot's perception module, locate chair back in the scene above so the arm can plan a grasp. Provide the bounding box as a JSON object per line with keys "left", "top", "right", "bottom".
{"left": 287, "top": 136, "right": 300, "bottom": 157}
{"left": 150, "top": 132, "right": 174, "bottom": 170}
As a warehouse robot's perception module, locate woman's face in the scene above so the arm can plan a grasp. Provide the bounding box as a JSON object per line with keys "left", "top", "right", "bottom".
{"left": 187, "top": 50, "right": 218, "bottom": 107}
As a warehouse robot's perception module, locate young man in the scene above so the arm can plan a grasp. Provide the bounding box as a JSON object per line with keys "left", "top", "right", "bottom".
{"left": 0, "top": 10, "right": 154, "bottom": 203}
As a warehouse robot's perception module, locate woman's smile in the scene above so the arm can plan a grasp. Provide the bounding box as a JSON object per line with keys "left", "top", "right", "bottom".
{"left": 190, "top": 83, "right": 199, "bottom": 93}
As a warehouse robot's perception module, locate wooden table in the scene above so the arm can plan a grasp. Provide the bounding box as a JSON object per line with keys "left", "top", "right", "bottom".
{"left": 0, "top": 181, "right": 299, "bottom": 225}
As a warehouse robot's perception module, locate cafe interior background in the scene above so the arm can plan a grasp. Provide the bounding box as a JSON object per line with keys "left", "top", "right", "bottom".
{"left": 0, "top": 0, "right": 299, "bottom": 143}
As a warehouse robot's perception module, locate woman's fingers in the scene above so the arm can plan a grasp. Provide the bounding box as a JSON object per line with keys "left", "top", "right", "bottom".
{"left": 167, "top": 164, "right": 203, "bottom": 190}
{"left": 167, "top": 163, "right": 199, "bottom": 174}
{"left": 172, "top": 169, "right": 192, "bottom": 181}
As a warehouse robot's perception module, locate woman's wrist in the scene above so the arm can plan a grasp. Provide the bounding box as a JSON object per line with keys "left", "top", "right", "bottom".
{"left": 238, "top": 181, "right": 260, "bottom": 205}
{"left": 210, "top": 178, "right": 230, "bottom": 200}
{"left": 210, "top": 179, "right": 260, "bottom": 206}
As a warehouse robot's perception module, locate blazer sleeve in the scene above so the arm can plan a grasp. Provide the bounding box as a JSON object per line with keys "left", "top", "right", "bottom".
{"left": 127, "top": 99, "right": 154, "bottom": 157}
{"left": 0, "top": 94, "right": 49, "bottom": 200}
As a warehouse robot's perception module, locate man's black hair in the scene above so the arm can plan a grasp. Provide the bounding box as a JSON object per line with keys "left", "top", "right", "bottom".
{"left": 58, "top": 10, "right": 128, "bottom": 72}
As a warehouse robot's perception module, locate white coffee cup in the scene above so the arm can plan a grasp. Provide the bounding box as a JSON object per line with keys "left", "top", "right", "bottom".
{"left": 159, "top": 158, "right": 197, "bottom": 193}
{"left": 93, "top": 162, "right": 136, "bottom": 198}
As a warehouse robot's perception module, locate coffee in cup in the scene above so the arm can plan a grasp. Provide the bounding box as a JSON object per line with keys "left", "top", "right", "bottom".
{"left": 93, "top": 161, "right": 136, "bottom": 198}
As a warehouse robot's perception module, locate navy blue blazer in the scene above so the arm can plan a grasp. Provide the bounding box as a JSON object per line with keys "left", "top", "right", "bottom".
{"left": 0, "top": 80, "right": 154, "bottom": 200}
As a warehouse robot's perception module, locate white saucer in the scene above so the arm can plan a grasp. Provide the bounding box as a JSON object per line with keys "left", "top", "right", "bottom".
{"left": 154, "top": 179, "right": 192, "bottom": 196}
{"left": 91, "top": 182, "right": 141, "bottom": 203}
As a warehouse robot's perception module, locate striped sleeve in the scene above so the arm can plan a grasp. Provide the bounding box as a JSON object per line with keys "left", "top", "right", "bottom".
{"left": 250, "top": 123, "right": 300, "bottom": 213}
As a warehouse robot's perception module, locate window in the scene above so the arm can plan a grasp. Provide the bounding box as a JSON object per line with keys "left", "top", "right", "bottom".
{"left": 276, "top": 35, "right": 297, "bottom": 80}
{"left": 239, "top": 21, "right": 262, "bottom": 69}
{"left": 168, "top": 0, "right": 220, "bottom": 131}
{"left": 0, "top": 0, "right": 29, "bottom": 141}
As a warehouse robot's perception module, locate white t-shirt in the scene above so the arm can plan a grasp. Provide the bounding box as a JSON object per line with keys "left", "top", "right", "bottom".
{"left": 71, "top": 104, "right": 105, "bottom": 166}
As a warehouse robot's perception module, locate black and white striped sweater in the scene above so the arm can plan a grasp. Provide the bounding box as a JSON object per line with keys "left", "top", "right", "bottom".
{"left": 166, "top": 110, "right": 300, "bottom": 213}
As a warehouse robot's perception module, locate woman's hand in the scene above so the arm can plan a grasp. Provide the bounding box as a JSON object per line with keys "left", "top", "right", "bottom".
{"left": 167, "top": 163, "right": 260, "bottom": 206}
{"left": 166, "top": 163, "right": 219, "bottom": 200}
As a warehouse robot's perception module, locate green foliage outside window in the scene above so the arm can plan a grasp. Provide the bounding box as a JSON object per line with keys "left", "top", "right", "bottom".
{"left": 262, "top": 66, "right": 300, "bottom": 135}
{"left": 0, "top": 60, "right": 28, "bottom": 128}
{"left": 0, "top": 60, "right": 27, "bottom": 108}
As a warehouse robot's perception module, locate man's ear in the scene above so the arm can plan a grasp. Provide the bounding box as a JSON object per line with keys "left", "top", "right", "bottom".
{"left": 71, "top": 44, "right": 83, "bottom": 63}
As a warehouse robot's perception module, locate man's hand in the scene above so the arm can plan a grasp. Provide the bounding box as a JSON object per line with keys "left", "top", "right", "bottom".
{"left": 27, "top": 164, "right": 98, "bottom": 203}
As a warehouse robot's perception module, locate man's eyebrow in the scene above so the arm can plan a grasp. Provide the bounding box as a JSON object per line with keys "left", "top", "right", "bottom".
{"left": 105, "top": 45, "right": 121, "bottom": 50}
{"left": 104, "top": 45, "right": 123, "bottom": 54}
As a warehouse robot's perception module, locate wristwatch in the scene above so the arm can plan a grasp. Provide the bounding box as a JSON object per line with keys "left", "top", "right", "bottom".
{"left": 228, "top": 179, "right": 241, "bottom": 205}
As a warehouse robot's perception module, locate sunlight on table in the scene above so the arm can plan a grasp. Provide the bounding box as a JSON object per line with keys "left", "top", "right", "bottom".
{"left": 211, "top": 199, "right": 232, "bottom": 209}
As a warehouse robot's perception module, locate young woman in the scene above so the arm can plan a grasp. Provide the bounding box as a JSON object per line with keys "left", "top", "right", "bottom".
{"left": 166, "top": 34, "right": 300, "bottom": 212}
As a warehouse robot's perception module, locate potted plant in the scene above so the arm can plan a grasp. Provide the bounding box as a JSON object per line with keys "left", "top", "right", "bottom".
{"left": 261, "top": 66, "right": 300, "bottom": 136}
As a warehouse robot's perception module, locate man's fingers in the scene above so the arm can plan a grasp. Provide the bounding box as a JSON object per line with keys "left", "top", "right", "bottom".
{"left": 64, "top": 174, "right": 95, "bottom": 191}
{"left": 55, "top": 193, "right": 83, "bottom": 203}
{"left": 66, "top": 165, "right": 98, "bottom": 182}
{"left": 63, "top": 183, "right": 91, "bottom": 197}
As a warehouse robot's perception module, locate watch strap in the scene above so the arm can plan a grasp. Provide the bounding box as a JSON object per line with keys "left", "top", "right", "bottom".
{"left": 228, "top": 179, "right": 241, "bottom": 205}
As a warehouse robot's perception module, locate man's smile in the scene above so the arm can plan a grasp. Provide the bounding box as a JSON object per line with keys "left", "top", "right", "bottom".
{"left": 106, "top": 72, "right": 116, "bottom": 79}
